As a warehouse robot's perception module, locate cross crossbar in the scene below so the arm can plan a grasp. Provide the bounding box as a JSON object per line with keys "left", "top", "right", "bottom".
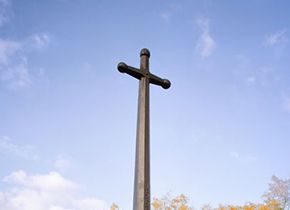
{"left": 117, "top": 50, "right": 170, "bottom": 89}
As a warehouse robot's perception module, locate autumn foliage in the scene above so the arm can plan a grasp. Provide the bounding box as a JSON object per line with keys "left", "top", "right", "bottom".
{"left": 110, "top": 175, "right": 290, "bottom": 210}
{"left": 151, "top": 195, "right": 282, "bottom": 210}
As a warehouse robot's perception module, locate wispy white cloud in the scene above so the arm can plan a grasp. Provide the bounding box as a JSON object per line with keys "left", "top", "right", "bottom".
{"left": 0, "top": 0, "right": 10, "bottom": 27}
{"left": 0, "top": 38, "right": 30, "bottom": 89}
{"left": 264, "top": 29, "right": 288, "bottom": 47}
{"left": 159, "top": 12, "right": 171, "bottom": 22}
{"left": 0, "top": 170, "right": 108, "bottom": 210}
{"left": 245, "top": 76, "right": 256, "bottom": 85}
{"left": 0, "top": 39, "right": 21, "bottom": 65}
{"left": 0, "top": 0, "right": 32, "bottom": 89}
{"left": 0, "top": 33, "right": 51, "bottom": 90}
{"left": 229, "top": 151, "right": 240, "bottom": 159}
{"left": 229, "top": 151, "right": 257, "bottom": 163}
{"left": 26, "top": 33, "right": 51, "bottom": 50}
{"left": 0, "top": 0, "right": 51, "bottom": 90}
{"left": 159, "top": 2, "right": 182, "bottom": 23}
{"left": 195, "top": 18, "right": 216, "bottom": 58}
{"left": 0, "top": 136, "right": 38, "bottom": 160}
{"left": 281, "top": 96, "right": 290, "bottom": 113}
{"left": 3, "top": 170, "right": 77, "bottom": 191}
{"left": 234, "top": 55, "right": 278, "bottom": 87}
{"left": 54, "top": 155, "right": 72, "bottom": 171}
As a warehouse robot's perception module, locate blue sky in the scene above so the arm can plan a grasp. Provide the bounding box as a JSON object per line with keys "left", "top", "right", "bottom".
{"left": 0, "top": 0, "right": 290, "bottom": 209}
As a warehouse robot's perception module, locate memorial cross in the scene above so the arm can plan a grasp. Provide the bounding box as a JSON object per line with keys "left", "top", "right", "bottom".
{"left": 117, "top": 48, "right": 171, "bottom": 210}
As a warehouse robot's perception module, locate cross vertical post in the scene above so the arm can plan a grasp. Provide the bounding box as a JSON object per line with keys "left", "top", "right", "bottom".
{"left": 117, "top": 48, "right": 170, "bottom": 210}
{"left": 134, "top": 49, "right": 150, "bottom": 210}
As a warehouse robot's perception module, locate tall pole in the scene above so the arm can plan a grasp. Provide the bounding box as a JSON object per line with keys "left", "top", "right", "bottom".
{"left": 117, "top": 49, "right": 170, "bottom": 210}
{"left": 134, "top": 49, "right": 151, "bottom": 210}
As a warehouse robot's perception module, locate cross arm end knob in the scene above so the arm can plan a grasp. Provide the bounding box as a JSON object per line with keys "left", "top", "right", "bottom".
{"left": 117, "top": 62, "right": 128, "bottom": 73}
{"left": 162, "top": 79, "right": 171, "bottom": 89}
{"left": 117, "top": 62, "right": 144, "bottom": 80}
{"left": 149, "top": 73, "right": 171, "bottom": 89}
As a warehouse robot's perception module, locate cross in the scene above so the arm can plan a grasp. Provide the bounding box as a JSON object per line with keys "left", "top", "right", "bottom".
{"left": 117, "top": 48, "right": 171, "bottom": 210}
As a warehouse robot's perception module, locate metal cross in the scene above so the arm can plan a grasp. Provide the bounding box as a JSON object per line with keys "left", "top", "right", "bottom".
{"left": 117, "top": 48, "right": 170, "bottom": 210}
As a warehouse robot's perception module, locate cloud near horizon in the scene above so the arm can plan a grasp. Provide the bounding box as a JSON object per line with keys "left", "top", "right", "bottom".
{"left": 0, "top": 170, "right": 109, "bottom": 210}
{"left": 0, "top": 136, "right": 38, "bottom": 160}
{"left": 54, "top": 155, "right": 72, "bottom": 171}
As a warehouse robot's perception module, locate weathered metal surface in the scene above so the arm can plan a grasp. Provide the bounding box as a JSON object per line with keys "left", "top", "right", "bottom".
{"left": 117, "top": 48, "right": 170, "bottom": 210}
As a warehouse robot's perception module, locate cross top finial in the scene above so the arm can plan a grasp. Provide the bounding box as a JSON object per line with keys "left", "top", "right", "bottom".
{"left": 140, "top": 48, "right": 150, "bottom": 58}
